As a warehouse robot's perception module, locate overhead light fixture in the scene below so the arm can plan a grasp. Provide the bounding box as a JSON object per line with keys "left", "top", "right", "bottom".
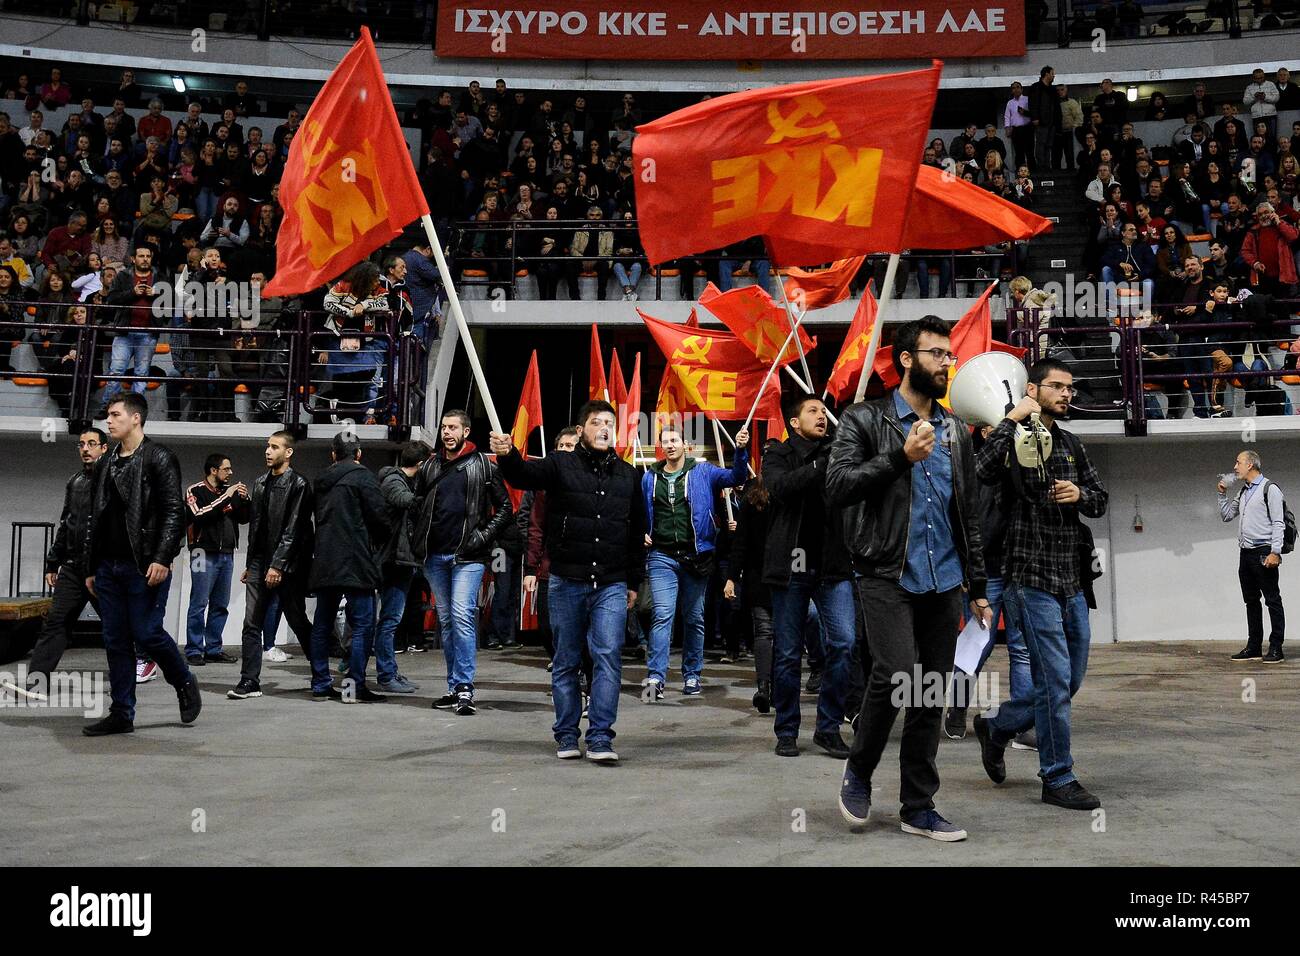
{"left": 172, "top": 76, "right": 186, "bottom": 94}
{"left": 1126, "top": 85, "right": 1138, "bottom": 102}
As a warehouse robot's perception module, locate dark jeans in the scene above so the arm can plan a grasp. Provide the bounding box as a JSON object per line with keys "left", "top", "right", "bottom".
{"left": 240, "top": 569, "right": 313, "bottom": 684}
{"left": 848, "top": 578, "right": 961, "bottom": 813}
{"left": 751, "top": 605, "right": 773, "bottom": 685}
{"left": 94, "top": 559, "right": 191, "bottom": 722}
{"left": 1240, "top": 546, "right": 1285, "bottom": 649}
{"left": 308, "top": 588, "right": 376, "bottom": 692}
{"left": 771, "top": 573, "right": 854, "bottom": 739}
{"left": 491, "top": 556, "right": 519, "bottom": 644}
{"left": 28, "top": 565, "right": 98, "bottom": 683}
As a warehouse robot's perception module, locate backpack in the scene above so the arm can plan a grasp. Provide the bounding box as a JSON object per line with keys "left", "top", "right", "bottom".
{"left": 1261, "top": 481, "right": 1297, "bottom": 555}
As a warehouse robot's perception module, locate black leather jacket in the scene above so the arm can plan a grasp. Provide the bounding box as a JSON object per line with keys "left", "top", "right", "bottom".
{"left": 246, "top": 467, "right": 314, "bottom": 577}
{"left": 411, "top": 446, "right": 512, "bottom": 564}
{"left": 47, "top": 466, "right": 96, "bottom": 576}
{"left": 84, "top": 437, "right": 186, "bottom": 575}
{"left": 825, "top": 396, "right": 987, "bottom": 602}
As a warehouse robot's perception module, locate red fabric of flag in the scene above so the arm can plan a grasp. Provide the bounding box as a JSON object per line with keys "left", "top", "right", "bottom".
{"left": 589, "top": 323, "right": 608, "bottom": 402}
{"left": 619, "top": 353, "right": 642, "bottom": 461}
{"left": 698, "top": 282, "right": 816, "bottom": 365}
{"left": 825, "top": 279, "right": 878, "bottom": 403}
{"left": 782, "top": 256, "right": 866, "bottom": 311}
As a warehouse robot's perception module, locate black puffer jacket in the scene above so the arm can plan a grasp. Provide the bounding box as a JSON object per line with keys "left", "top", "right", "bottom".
{"left": 411, "top": 444, "right": 513, "bottom": 564}
{"left": 761, "top": 432, "right": 852, "bottom": 587}
{"left": 246, "top": 467, "right": 314, "bottom": 577}
{"left": 378, "top": 465, "right": 419, "bottom": 570}
{"left": 84, "top": 437, "right": 186, "bottom": 575}
{"left": 47, "top": 466, "right": 96, "bottom": 576}
{"left": 726, "top": 483, "right": 771, "bottom": 610}
{"left": 307, "top": 460, "right": 389, "bottom": 592}
{"left": 825, "top": 396, "right": 987, "bottom": 602}
{"left": 496, "top": 441, "right": 646, "bottom": 588}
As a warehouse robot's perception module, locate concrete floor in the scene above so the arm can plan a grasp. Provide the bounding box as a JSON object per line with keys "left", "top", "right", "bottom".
{"left": 1, "top": 642, "right": 1294, "bottom": 866}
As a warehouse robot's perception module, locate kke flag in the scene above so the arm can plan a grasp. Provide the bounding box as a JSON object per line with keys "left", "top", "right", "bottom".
{"left": 632, "top": 64, "right": 942, "bottom": 267}
{"left": 609, "top": 349, "right": 627, "bottom": 413}
{"left": 264, "top": 30, "right": 428, "bottom": 296}
{"left": 619, "top": 353, "right": 642, "bottom": 461}
{"left": 904, "top": 164, "right": 1053, "bottom": 249}
{"left": 783, "top": 256, "right": 866, "bottom": 311}
{"left": 826, "top": 280, "right": 878, "bottom": 403}
{"left": 698, "top": 282, "right": 816, "bottom": 365}
{"left": 510, "top": 350, "right": 543, "bottom": 453}
{"left": 640, "top": 310, "right": 783, "bottom": 422}
{"left": 589, "top": 324, "right": 608, "bottom": 401}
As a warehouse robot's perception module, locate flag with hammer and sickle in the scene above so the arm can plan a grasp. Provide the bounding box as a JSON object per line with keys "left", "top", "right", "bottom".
{"left": 633, "top": 63, "right": 941, "bottom": 269}
{"left": 265, "top": 29, "right": 428, "bottom": 297}
{"left": 698, "top": 281, "right": 816, "bottom": 366}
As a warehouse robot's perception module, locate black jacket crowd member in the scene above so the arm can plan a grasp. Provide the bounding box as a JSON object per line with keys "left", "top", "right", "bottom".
{"left": 183, "top": 453, "right": 250, "bottom": 664}
{"left": 228, "top": 430, "right": 316, "bottom": 700}
{"left": 3, "top": 430, "right": 109, "bottom": 700}
{"left": 763, "top": 394, "right": 856, "bottom": 761}
{"left": 81, "top": 392, "right": 200, "bottom": 736}
{"left": 413, "top": 409, "right": 512, "bottom": 714}
{"left": 827, "top": 317, "right": 988, "bottom": 842}
{"left": 724, "top": 474, "right": 775, "bottom": 713}
{"left": 371, "top": 440, "right": 429, "bottom": 696}
{"left": 972, "top": 357, "right": 1109, "bottom": 813}
{"left": 491, "top": 400, "right": 646, "bottom": 764}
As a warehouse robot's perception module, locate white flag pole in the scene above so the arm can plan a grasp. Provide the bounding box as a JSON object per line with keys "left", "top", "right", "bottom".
{"left": 712, "top": 422, "right": 758, "bottom": 478}
{"left": 782, "top": 366, "right": 837, "bottom": 425}
{"left": 420, "top": 213, "right": 503, "bottom": 434}
{"left": 775, "top": 274, "right": 815, "bottom": 392}
{"left": 853, "top": 252, "right": 900, "bottom": 404}
{"left": 740, "top": 309, "right": 807, "bottom": 437}
{"left": 711, "top": 418, "right": 735, "bottom": 524}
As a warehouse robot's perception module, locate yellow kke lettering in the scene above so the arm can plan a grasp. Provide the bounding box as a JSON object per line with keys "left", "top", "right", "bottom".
{"left": 711, "top": 143, "right": 882, "bottom": 230}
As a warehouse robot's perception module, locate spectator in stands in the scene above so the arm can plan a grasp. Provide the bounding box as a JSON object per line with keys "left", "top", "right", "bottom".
{"left": 1028, "top": 66, "right": 1059, "bottom": 172}
{"left": 1113, "top": 122, "right": 1144, "bottom": 169}
{"left": 530, "top": 206, "right": 569, "bottom": 301}
{"left": 239, "top": 149, "right": 278, "bottom": 205}
{"left": 1003, "top": 82, "right": 1033, "bottom": 171}
{"left": 225, "top": 81, "right": 255, "bottom": 118}
{"left": 1093, "top": 78, "right": 1127, "bottom": 133}
{"left": 1118, "top": 0, "right": 1144, "bottom": 37}
{"left": 566, "top": 206, "right": 613, "bottom": 301}
{"left": 0, "top": 237, "right": 33, "bottom": 288}
{"left": 137, "top": 100, "right": 173, "bottom": 146}
{"left": 1241, "top": 201, "right": 1299, "bottom": 295}
{"left": 132, "top": 137, "right": 169, "bottom": 194}
{"left": 1094, "top": 0, "right": 1118, "bottom": 36}
{"left": 401, "top": 239, "right": 441, "bottom": 339}
{"left": 1134, "top": 200, "right": 1166, "bottom": 245}
{"left": 139, "top": 176, "right": 178, "bottom": 229}
{"left": 1244, "top": 136, "right": 1277, "bottom": 180}
{"left": 1178, "top": 124, "right": 1210, "bottom": 168}
{"left": 1144, "top": 91, "right": 1170, "bottom": 121}
{"left": 1101, "top": 222, "right": 1156, "bottom": 312}
{"left": 272, "top": 109, "right": 301, "bottom": 152}
{"left": 950, "top": 123, "right": 978, "bottom": 163}
{"left": 1274, "top": 67, "right": 1300, "bottom": 110}
{"left": 452, "top": 109, "right": 484, "bottom": 151}
{"left": 980, "top": 149, "right": 1006, "bottom": 187}
{"left": 0, "top": 263, "right": 33, "bottom": 367}
{"left": 36, "top": 303, "right": 87, "bottom": 417}
{"left": 200, "top": 195, "right": 249, "bottom": 255}
{"left": 40, "top": 211, "right": 92, "bottom": 275}
{"left": 1244, "top": 68, "right": 1280, "bottom": 138}
{"left": 7, "top": 213, "right": 44, "bottom": 267}
{"left": 1077, "top": 131, "right": 1102, "bottom": 180}
{"left": 1184, "top": 82, "right": 1215, "bottom": 122}
{"left": 215, "top": 108, "right": 245, "bottom": 148}
{"left": 19, "top": 110, "right": 44, "bottom": 148}
{"left": 38, "top": 68, "right": 71, "bottom": 111}
{"left": 91, "top": 216, "right": 128, "bottom": 269}
{"left": 612, "top": 208, "right": 644, "bottom": 301}
{"left": 956, "top": 141, "right": 980, "bottom": 177}
{"left": 1085, "top": 162, "right": 1117, "bottom": 203}
{"left": 611, "top": 93, "right": 642, "bottom": 133}
{"left": 1154, "top": 224, "right": 1194, "bottom": 283}
{"left": 99, "top": 244, "right": 163, "bottom": 412}
{"left": 1216, "top": 108, "right": 1249, "bottom": 157}
{"left": 1056, "top": 84, "right": 1083, "bottom": 171}
{"left": 1077, "top": 109, "right": 1110, "bottom": 152}
{"left": 927, "top": 138, "right": 948, "bottom": 165}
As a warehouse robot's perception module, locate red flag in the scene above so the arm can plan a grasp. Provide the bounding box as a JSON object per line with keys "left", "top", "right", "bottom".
{"left": 698, "top": 282, "right": 815, "bottom": 365}
{"left": 684, "top": 307, "right": 700, "bottom": 328}
{"left": 589, "top": 324, "right": 608, "bottom": 402}
{"left": 619, "top": 353, "right": 642, "bottom": 461}
{"left": 609, "top": 349, "right": 627, "bottom": 413}
{"left": 510, "top": 350, "right": 543, "bottom": 453}
{"left": 264, "top": 30, "right": 428, "bottom": 296}
{"left": 782, "top": 256, "right": 866, "bottom": 311}
{"left": 632, "top": 64, "right": 942, "bottom": 267}
{"left": 640, "top": 309, "right": 782, "bottom": 422}
{"left": 826, "top": 280, "right": 878, "bottom": 403}
{"left": 904, "top": 164, "right": 1053, "bottom": 249}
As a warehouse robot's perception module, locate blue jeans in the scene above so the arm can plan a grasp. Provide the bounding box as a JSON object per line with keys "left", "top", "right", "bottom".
{"left": 916, "top": 257, "right": 953, "bottom": 298}
{"left": 718, "top": 257, "right": 771, "bottom": 292}
{"left": 1099, "top": 267, "right": 1154, "bottom": 312}
{"left": 95, "top": 559, "right": 189, "bottom": 721}
{"left": 957, "top": 575, "right": 1031, "bottom": 704}
{"left": 262, "top": 592, "right": 282, "bottom": 650}
{"left": 308, "top": 588, "right": 376, "bottom": 692}
{"left": 645, "top": 549, "right": 709, "bottom": 684}
{"left": 613, "top": 261, "right": 642, "bottom": 289}
{"left": 104, "top": 332, "right": 157, "bottom": 402}
{"left": 375, "top": 567, "right": 415, "bottom": 684}
{"left": 771, "top": 574, "right": 855, "bottom": 738}
{"left": 424, "top": 553, "right": 486, "bottom": 691}
{"left": 547, "top": 576, "right": 625, "bottom": 747}
{"left": 185, "top": 550, "right": 233, "bottom": 658}
{"left": 196, "top": 187, "right": 218, "bottom": 223}
{"left": 988, "top": 586, "right": 1091, "bottom": 788}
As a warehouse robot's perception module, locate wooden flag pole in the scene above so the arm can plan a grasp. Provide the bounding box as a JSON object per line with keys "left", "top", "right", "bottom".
{"left": 420, "top": 214, "right": 503, "bottom": 434}
{"left": 853, "top": 252, "right": 900, "bottom": 404}
{"left": 711, "top": 418, "right": 735, "bottom": 524}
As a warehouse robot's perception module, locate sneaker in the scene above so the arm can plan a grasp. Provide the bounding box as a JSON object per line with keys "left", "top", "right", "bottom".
{"left": 176, "top": 675, "right": 202, "bottom": 724}
{"left": 752, "top": 681, "right": 771, "bottom": 714}
{"left": 408, "top": 643, "right": 428, "bottom": 653}
{"left": 394, "top": 645, "right": 407, "bottom": 655}
{"left": 813, "top": 730, "right": 851, "bottom": 759}
{"left": 311, "top": 686, "right": 344, "bottom": 702}
{"left": 556, "top": 741, "right": 582, "bottom": 760}
{"left": 377, "top": 675, "right": 419, "bottom": 694}
{"left": 1230, "top": 646, "right": 1264, "bottom": 661}
{"left": 718, "top": 653, "right": 736, "bottom": 664}
{"left": 136, "top": 659, "right": 160, "bottom": 683}
{"left": 204, "top": 651, "right": 238, "bottom": 664}
{"left": 432, "top": 692, "right": 457, "bottom": 709}
{"left": 628, "top": 290, "right": 638, "bottom": 302}
{"left": 683, "top": 676, "right": 702, "bottom": 696}
{"left": 805, "top": 670, "right": 822, "bottom": 694}
{"left": 185, "top": 655, "right": 206, "bottom": 667}
{"left": 944, "top": 705, "right": 968, "bottom": 740}
{"left": 264, "top": 646, "right": 291, "bottom": 663}
{"left": 337, "top": 659, "right": 349, "bottom": 675}
{"left": 973, "top": 715, "right": 1006, "bottom": 784}
{"left": 1263, "top": 645, "right": 1285, "bottom": 664}
{"left": 1041, "top": 779, "right": 1101, "bottom": 811}
{"left": 546, "top": 660, "right": 553, "bottom": 672}
{"left": 587, "top": 743, "right": 619, "bottom": 764}
{"left": 485, "top": 636, "right": 502, "bottom": 650}
{"left": 341, "top": 684, "right": 387, "bottom": 703}
{"left": 1011, "top": 729, "right": 1038, "bottom": 751}
{"left": 900, "top": 808, "right": 968, "bottom": 842}
{"left": 774, "top": 736, "right": 799, "bottom": 757}
{"left": 644, "top": 678, "right": 664, "bottom": 703}
{"left": 82, "top": 712, "right": 134, "bottom": 736}
{"left": 455, "top": 689, "right": 476, "bottom": 715}
{"left": 581, "top": 692, "right": 589, "bottom": 719}
{"left": 501, "top": 638, "right": 521, "bottom": 649}
{"left": 226, "top": 679, "right": 262, "bottom": 700}
{"left": 838, "top": 765, "right": 872, "bottom": 828}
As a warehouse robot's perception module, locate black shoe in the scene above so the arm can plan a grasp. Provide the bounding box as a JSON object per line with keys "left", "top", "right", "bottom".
{"left": 186, "top": 655, "right": 206, "bottom": 667}
{"left": 813, "top": 730, "right": 851, "bottom": 759}
{"left": 345, "top": 684, "right": 387, "bottom": 703}
{"left": 176, "top": 675, "right": 202, "bottom": 723}
{"left": 455, "top": 688, "right": 476, "bottom": 715}
{"left": 944, "top": 705, "right": 968, "bottom": 739}
{"left": 501, "top": 638, "right": 521, "bottom": 649}
{"left": 774, "top": 736, "right": 799, "bottom": 757}
{"left": 226, "top": 679, "right": 262, "bottom": 700}
{"left": 1042, "top": 779, "right": 1101, "bottom": 810}
{"left": 972, "top": 715, "right": 1006, "bottom": 784}
{"left": 805, "top": 670, "right": 823, "bottom": 694}
{"left": 752, "top": 680, "right": 771, "bottom": 714}
{"left": 1230, "top": 646, "right": 1264, "bottom": 661}
{"left": 485, "top": 637, "right": 502, "bottom": 649}
{"left": 204, "top": 652, "right": 238, "bottom": 664}
{"left": 409, "top": 643, "right": 428, "bottom": 653}
{"left": 431, "top": 692, "right": 457, "bottom": 709}
{"left": 82, "top": 712, "right": 134, "bottom": 736}
{"left": 1263, "top": 645, "right": 1285, "bottom": 664}
{"left": 311, "top": 686, "right": 344, "bottom": 701}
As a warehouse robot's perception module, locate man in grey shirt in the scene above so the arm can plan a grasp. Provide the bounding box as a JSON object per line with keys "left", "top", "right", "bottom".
{"left": 1218, "top": 450, "right": 1286, "bottom": 663}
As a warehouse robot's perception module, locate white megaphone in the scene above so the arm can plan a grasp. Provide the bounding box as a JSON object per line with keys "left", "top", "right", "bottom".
{"left": 949, "top": 351, "right": 1052, "bottom": 469}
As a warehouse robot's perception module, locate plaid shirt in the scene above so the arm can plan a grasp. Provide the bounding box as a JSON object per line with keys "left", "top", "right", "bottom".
{"left": 975, "top": 419, "right": 1108, "bottom": 596}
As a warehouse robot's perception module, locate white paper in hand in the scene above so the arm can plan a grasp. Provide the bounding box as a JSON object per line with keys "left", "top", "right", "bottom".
{"left": 953, "top": 613, "right": 994, "bottom": 675}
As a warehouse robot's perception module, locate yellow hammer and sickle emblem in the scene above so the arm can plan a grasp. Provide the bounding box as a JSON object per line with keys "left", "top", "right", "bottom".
{"left": 764, "top": 95, "right": 841, "bottom": 145}
{"left": 672, "top": 335, "right": 713, "bottom": 365}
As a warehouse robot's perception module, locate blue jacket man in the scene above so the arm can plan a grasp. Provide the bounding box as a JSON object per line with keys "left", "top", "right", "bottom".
{"left": 639, "top": 422, "right": 749, "bottom": 698}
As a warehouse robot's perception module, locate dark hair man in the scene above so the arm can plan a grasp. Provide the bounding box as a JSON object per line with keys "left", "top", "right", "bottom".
{"left": 491, "top": 401, "right": 647, "bottom": 763}
{"left": 827, "top": 317, "right": 988, "bottom": 841}
{"left": 972, "top": 357, "right": 1109, "bottom": 811}
{"left": 1218, "top": 450, "right": 1287, "bottom": 663}
{"left": 81, "top": 393, "right": 199, "bottom": 735}
{"left": 183, "top": 453, "right": 249, "bottom": 665}
{"left": 98, "top": 244, "right": 162, "bottom": 417}
{"left": 640, "top": 423, "right": 749, "bottom": 699}
{"left": 522, "top": 426, "right": 582, "bottom": 668}
{"left": 227, "top": 431, "right": 317, "bottom": 700}
{"left": 763, "top": 394, "right": 855, "bottom": 760}
{"left": 2, "top": 430, "right": 108, "bottom": 700}
{"left": 372, "top": 440, "right": 430, "bottom": 695}
{"left": 412, "top": 409, "right": 513, "bottom": 715}
{"left": 306, "top": 432, "right": 391, "bottom": 702}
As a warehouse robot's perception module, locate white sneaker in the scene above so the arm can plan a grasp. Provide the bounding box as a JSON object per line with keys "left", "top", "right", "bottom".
{"left": 265, "top": 646, "right": 290, "bottom": 663}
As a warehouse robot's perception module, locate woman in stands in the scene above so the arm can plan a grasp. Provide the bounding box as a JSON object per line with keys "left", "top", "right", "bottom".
{"left": 171, "top": 146, "right": 200, "bottom": 213}
{"left": 320, "top": 260, "right": 391, "bottom": 425}
{"left": 0, "top": 264, "right": 33, "bottom": 370}
{"left": 36, "top": 269, "right": 76, "bottom": 324}
{"left": 1085, "top": 202, "right": 1126, "bottom": 279}
{"left": 544, "top": 137, "right": 567, "bottom": 179}
{"left": 1134, "top": 201, "right": 1165, "bottom": 245}
{"left": 1144, "top": 92, "right": 1170, "bottom": 121}
{"left": 1278, "top": 154, "right": 1299, "bottom": 204}
{"left": 194, "top": 140, "right": 222, "bottom": 224}
{"left": 35, "top": 303, "right": 87, "bottom": 418}
{"left": 508, "top": 183, "right": 537, "bottom": 221}
{"left": 7, "top": 213, "right": 45, "bottom": 267}
{"left": 611, "top": 207, "right": 643, "bottom": 302}
{"left": 168, "top": 122, "right": 192, "bottom": 167}
{"left": 1197, "top": 159, "right": 1233, "bottom": 233}
{"left": 980, "top": 149, "right": 1005, "bottom": 187}
{"left": 1105, "top": 182, "right": 1135, "bottom": 222}
{"left": 1154, "top": 224, "right": 1194, "bottom": 284}
{"left": 91, "top": 216, "right": 128, "bottom": 267}
{"left": 530, "top": 205, "right": 568, "bottom": 301}
{"left": 574, "top": 168, "right": 600, "bottom": 212}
